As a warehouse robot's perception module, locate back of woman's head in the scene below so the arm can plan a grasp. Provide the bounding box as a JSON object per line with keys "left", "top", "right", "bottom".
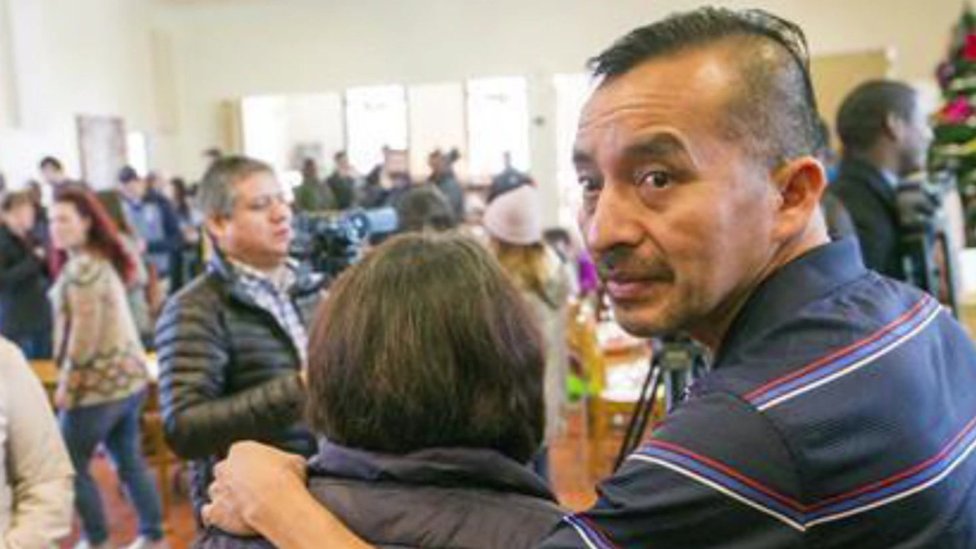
{"left": 54, "top": 187, "right": 135, "bottom": 284}
{"left": 306, "top": 232, "right": 545, "bottom": 462}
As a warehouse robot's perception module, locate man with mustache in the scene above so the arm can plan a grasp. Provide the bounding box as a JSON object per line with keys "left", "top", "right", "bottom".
{"left": 201, "top": 8, "right": 976, "bottom": 548}
{"left": 155, "top": 157, "right": 323, "bottom": 517}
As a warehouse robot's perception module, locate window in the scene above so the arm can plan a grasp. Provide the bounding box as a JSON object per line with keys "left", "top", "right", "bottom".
{"left": 241, "top": 93, "right": 345, "bottom": 182}
{"left": 126, "top": 131, "right": 150, "bottom": 176}
{"left": 554, "top": 73, "right": 594, "bottom": 227}
{"left": 466, "top": 76, "right": 529, "bottom": 180}
{"left": 408, "top": 82, "right": 466, "bottom": 179}
{"left": 345, "top": 85, "right": 408, "bottom": 173}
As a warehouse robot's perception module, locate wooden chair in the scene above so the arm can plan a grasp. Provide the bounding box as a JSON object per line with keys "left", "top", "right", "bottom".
{"left": 140, "top": 384, "right": 182, "bottom": 520}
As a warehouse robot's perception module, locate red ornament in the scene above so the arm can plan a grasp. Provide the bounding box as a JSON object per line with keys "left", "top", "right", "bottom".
{"left": 943, "top": 97, "right": 974, "bottom": 123}
{"left": 964, "top": 33, "right": 976, "bottom": 60}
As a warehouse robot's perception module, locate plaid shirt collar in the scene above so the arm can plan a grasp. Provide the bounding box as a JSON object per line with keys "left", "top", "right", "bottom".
{"left": 228, "top": 258, "right": 299, "bottom": 295}
{"left": 226, "top": 257, "right": 308, "bottom": 365}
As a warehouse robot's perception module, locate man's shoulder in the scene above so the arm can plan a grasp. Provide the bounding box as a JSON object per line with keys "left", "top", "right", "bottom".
{"left": 305, "top": 475, "right": 563, "bottom": 549}
{"left": 161, "top": 270, "right": 228, "bottom": 316}
{"left": 711, "top": 273, "right": 939, "bottom": 399}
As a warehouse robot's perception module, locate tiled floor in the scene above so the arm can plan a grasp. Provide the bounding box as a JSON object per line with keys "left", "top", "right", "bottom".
{"left": 61, "top": 406, "right": 612, "bottom": 549}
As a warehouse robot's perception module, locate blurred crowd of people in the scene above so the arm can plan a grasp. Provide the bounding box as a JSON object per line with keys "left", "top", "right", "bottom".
{"left": 0, "top": 157, "right": 200, "bottom": 360}
{"left": 0, "top": 144, "right": 599, "bottom": 548}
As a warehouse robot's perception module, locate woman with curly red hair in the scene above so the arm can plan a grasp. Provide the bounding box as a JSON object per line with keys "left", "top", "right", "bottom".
{"left": 49, "top": 187, "right": 166, "bottom": 549}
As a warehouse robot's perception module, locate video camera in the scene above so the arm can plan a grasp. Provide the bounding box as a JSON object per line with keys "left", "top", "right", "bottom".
{"left": 290, "top": 208, "right": 398, "bottom": 280}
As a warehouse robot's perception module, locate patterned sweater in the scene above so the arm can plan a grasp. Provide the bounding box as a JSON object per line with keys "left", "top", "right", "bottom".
{"left": 50, "top": 252, "right": 148, "bottom": 409}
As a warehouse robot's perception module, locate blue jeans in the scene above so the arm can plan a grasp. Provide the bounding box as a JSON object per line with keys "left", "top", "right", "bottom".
{"left": 60, "top": 390, "right": 164, "bottom": 544}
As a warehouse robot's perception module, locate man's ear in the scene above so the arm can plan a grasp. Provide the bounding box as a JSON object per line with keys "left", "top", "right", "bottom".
{"left": 771, "top": 156, "right": 827, "bottom": 242}
{"left": 885, "top": 112, "right": 907, "bottom": 142}
{"left": 204, "top": 215, "right": 226, "bottom": 244}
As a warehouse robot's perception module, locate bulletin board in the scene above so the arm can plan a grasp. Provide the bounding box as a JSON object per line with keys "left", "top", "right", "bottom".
{"left": 810, "top": 49, "right": 894, "bottom": 146}
{"left": 76, "top": 114, "right": 127, "bottom": 189}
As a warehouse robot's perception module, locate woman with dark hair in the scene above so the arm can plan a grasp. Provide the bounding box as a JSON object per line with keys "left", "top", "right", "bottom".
{"left": 200, "top": 233, "right": 563, "bottom": 548}
{"left": 49, "top": 188, "right": 166, "bottom": 549}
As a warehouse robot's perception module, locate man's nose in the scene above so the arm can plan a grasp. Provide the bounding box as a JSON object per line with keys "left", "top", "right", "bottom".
{"left": 271, "top": 197, "right": 292, "bottom": 222}
{"left": 581, "top": 182, "right": 644, "bottom": 258}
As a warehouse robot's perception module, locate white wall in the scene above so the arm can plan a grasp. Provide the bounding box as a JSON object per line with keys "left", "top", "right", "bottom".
{"left": 0, "top": 0, "right": 963, "bottom": 202}
{"left": 0, "top": 0, "right": 177, "bottom": 188}
{"left": 154, "top": 0, "right": 964, "bottom": 223}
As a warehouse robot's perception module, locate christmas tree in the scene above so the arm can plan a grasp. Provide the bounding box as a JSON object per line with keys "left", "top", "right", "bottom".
{"left": 932, "top": 1, "right": 976, "bottom": 245}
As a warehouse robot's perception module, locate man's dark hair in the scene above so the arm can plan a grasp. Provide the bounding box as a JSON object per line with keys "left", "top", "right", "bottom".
{"left": 118, "top": 165, "right": 140, "bottom": 184}
{"left": 590, "top": 7, "right": 821, "bottom": 167}
{"left": 305, "top": 232, "right": 545, "bottom": 462}
{"left": 395, "top": 185, "right": 457, "bottom": 233}
{"left": 39, "top": 156, "right": 63, "bottom": 171}
{"left": 333, "top": 150, "right": 347, "bottom": 162}
{"left": 836, "top": 80, "right": 917, "bottom": 154}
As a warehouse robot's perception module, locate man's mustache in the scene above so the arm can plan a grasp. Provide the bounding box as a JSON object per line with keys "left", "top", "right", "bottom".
{"left": 597, "top": 246, "right": 672, "bottom": 280}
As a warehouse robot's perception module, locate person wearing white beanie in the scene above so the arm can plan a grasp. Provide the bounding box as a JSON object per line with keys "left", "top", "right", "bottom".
{"left": 483, "top": 184, "right": 571, "bottom": 481}
{"left": 483, "top": 184, "right": 544, "bottom": 245}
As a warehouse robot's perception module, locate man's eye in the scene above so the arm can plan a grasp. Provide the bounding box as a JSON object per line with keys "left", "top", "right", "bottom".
{"left": 638, "top": 171, "right": 673, "bottom": 189}
{"left": 578, "top": 175, "right": 602, "bottom": 192}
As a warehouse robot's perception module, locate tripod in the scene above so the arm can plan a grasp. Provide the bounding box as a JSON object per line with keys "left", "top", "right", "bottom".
{"left": 613, "top": 336, "right": 708, "bottom": 471}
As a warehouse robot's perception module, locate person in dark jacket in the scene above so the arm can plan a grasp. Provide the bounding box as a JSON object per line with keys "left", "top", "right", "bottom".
{"left": 293, "top": 158, "right": 337, "bottom": 213}
{"left": 489, "top": 151, "right": 532, "bottom": 203}
{"left": 119, "top": 166, "right": 185, "bottom": 292}
{"left": 0, "top": 192, "right": 52, "bottom": 358}
{"left": 360, "top": 148, "right": 411, "bottom": 209}
{"left": 427, "top": 149, "right": 465, "bottom": 221}
{"left": 325, "top": 151, "right": 359, "bottom": 210}
{"left": 198, "top": 233, "right": 563, "bottom": 548}
{"left": 831, "top": 80, "right": 934, "bottom": 280}
{"left": 155, "top": 156, "right": 323, "bottom": 514}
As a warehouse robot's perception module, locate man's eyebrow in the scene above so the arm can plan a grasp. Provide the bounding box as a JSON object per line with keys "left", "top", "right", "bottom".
{"left": 572, "top": 133, "right": 694, "bottom": 167}
{"left": 572, "top": 148, "right": 594, "bottom": 165}
{"left": 622, "top": 133, "right": 690, "bottom": 160}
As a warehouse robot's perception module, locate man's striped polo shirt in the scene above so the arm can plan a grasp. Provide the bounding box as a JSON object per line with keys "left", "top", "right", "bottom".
{"left": 542, "top": 238, "right": 976, "bottom": 548}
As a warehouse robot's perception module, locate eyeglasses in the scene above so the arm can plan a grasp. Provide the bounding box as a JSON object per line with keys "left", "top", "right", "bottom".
{"left": 239, "top": 192, "right": 290, "bottom": 213}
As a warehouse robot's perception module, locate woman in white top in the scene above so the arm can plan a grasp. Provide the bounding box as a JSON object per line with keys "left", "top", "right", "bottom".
{"left": 0, "top": 337, "right": 74, "bottom": 548}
